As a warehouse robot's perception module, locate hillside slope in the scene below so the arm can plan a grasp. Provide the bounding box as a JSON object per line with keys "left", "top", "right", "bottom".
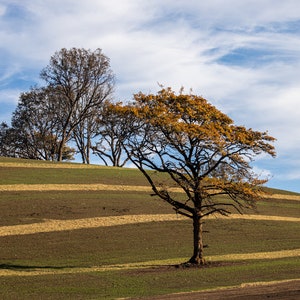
{"left": 0, "top": 157, "right": 299, "bottom": 299}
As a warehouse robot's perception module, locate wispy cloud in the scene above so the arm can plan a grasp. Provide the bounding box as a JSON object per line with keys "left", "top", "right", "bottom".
{"left": 0, "top": 0, "right": 299, "bottom": 191}
{"left": 0, "top": 88, "right": 20, "bottom": 104}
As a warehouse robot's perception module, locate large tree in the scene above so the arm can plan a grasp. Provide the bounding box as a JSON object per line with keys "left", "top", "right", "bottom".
{"left": 120, "top": 88, "right": 276, "bottom": 265}
{"left": 40, "top": 47, "right": 115, "bottom": 162}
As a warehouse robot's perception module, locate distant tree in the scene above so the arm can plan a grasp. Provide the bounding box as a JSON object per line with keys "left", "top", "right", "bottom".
{"left": 40, "top": 48, "right": 115, "bottom": 162}
{"left": 8, "top": 87, "right": 75, "bottom": 161}
{"left": 92, "top": 101, "right": 135, "bottom": 167}
{"left": 72, "top": 112, "right": 101, "bottom": 164}
{"left": 120, "top": 87, "right": 276, "bottom": 265}
{"left": 0, "top": 122, "right": 15, "bottom": 157}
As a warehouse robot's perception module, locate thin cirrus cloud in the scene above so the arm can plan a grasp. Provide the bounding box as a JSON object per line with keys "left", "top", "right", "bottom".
{"left": 0, "top": 0, "right": 299, "bottom": 192}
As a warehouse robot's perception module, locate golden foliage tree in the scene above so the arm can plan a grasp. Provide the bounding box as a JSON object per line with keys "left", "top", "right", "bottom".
{"left": 121, "top": 87, "right": 276, "bottom": 265}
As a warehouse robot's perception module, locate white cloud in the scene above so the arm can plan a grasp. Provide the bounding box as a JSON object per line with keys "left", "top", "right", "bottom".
{"left": 252, "top": 165, "right": 273, "bottom": 179}
{"left": 0, "top": 89, "right": 20, "bottom": 104}
{"left": 0, "top": 64, "right": 20, "bottom": 82}
{"left": 284, "top": 170, "right": 300, "bottom": 181}
{"left": 0, "top": 4, "right": 6, "bottom": 16}
{"left": 0, "top": 0, "right": 299, "bottom": 191}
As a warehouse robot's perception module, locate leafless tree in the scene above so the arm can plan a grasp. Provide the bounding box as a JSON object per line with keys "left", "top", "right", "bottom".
{"left": 40, "top": 48, "right": 115, "bottom": 162}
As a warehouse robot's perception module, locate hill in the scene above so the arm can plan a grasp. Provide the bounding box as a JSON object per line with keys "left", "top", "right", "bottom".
{"left": 0, "top": 157, "right": 299, "bottom": 299}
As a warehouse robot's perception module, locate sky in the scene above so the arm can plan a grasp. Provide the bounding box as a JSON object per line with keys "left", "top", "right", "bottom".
{"left": 0, "top": 0, "right": 300, "bottom": 193}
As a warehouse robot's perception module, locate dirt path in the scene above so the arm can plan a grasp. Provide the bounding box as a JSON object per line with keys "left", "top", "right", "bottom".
{"left": 1, "top": 213, "right": 299, "bottom": 237}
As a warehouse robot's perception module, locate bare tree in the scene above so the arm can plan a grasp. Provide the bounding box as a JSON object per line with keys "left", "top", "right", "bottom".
{"left": 40, "top": 48, "right": 115, "bottom": 162}
{"left": 8, "top": 87, "right": 75, "bottom": 160}
{"left": 72, "top": 116, "right": 99, "bottom": 164}
{"left": 92, "top": 101, "right": 135, "bottom": 167}
{"left": 0, "top": 122, "right": 15, "bottom": 157}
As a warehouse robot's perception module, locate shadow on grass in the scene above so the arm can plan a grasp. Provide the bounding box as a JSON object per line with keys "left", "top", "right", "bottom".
{"left": 0, "top": 263, "right": 76, "bottom": 270}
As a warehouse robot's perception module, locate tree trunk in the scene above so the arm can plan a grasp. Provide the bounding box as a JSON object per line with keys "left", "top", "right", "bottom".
{"left": 57, "top": 140, "right": 64, "bottom": 162}
{"left": 86, "top": 135, "right": 91, "bottom": 164}
{"left": 189, "top": 214, "right": 205, "bottom": 265}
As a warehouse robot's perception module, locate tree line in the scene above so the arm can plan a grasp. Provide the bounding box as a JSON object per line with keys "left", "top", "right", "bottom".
{"left": 0, "top": 48, "right": 127, "bottom": 165}
{"left": 0, "top": 48, "right": 276, "bottom": 265}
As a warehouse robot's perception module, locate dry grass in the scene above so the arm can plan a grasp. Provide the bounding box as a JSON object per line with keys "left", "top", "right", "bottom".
{"left": 0, "top": 214, "right": 184, "bottom": 236}
{"left": 1, "top": 213, "right": 299, "bottom": 237}
{"left": 0, "top": 183, "right": 151, "bottom": 192}
{"left": 0, "top": 161, "right": 106, "bottom": 169}
{"left": 1, "top": 183, "right": 300, "bottom": 202}
{"left": 267, "top": 194, "right": 300, "bottom": 201}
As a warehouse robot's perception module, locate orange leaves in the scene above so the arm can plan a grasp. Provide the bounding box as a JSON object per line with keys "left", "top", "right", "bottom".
{"left": 228, "top": 125, "right": 276, "bottom": 157}
{"left": 132, "top": 88, "right": 233, "bottom": 142}
{"left": 124, "top": 87, "right": 276, "bottom": 163}
{"left": 117, "top": 87, "right": 276, "bottom": 199}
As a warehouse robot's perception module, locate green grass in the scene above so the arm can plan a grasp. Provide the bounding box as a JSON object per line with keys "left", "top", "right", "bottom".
{"left": 0, "top": 190, "right": 171, "bottom": 225}
{"left": 1, "top": 258, "right": 299, "bottom": 299}
{"left": 0, "top": 165, "right": 148, "bottom": 186}
{"left": 1, "top": 189, "right": 299, "bottom": 227}
{"left": 0, "top": 157, "right": 299, "bottom": 299}
{"left": 2, "top": 219, "right": 299, "bottom": 268}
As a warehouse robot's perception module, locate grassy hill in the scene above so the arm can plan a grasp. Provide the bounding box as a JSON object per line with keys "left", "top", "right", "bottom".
{"left": 0, "top": 157, "right": 299, "bottom": 299}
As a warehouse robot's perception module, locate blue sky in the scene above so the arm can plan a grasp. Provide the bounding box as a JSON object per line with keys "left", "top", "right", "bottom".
{"left": 0, "top": 0, "right": 300, "bottom": 193}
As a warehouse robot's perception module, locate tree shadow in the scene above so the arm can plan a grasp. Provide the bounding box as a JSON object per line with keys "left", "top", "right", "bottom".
{"left": 0, "top": 263, "right": 76, "bottom": 270}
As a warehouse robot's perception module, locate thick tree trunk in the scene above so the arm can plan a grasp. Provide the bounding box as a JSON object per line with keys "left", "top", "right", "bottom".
{"left": 189, "top": 214, "right": 205, "bottom": 265}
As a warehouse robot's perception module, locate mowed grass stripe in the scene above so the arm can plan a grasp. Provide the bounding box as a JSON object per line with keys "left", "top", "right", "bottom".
{"left": 1, "top": 214, "right": 299, "bottom": 237}
{"left": 1, "top": 183, "right": 300, "bottom": 201}
{"left": 0, "top": 249, "right": 299, "bottom": 277}
{"left": 0, "top": 183, "right": 152, "bottom": 192}
{"left": 0, "top": 161, "right": 107, "bottom": 169}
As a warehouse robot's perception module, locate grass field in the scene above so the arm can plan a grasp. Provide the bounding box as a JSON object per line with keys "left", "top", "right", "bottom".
{"left": 0, "top": 157, "right": 299, "bottom": 299}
